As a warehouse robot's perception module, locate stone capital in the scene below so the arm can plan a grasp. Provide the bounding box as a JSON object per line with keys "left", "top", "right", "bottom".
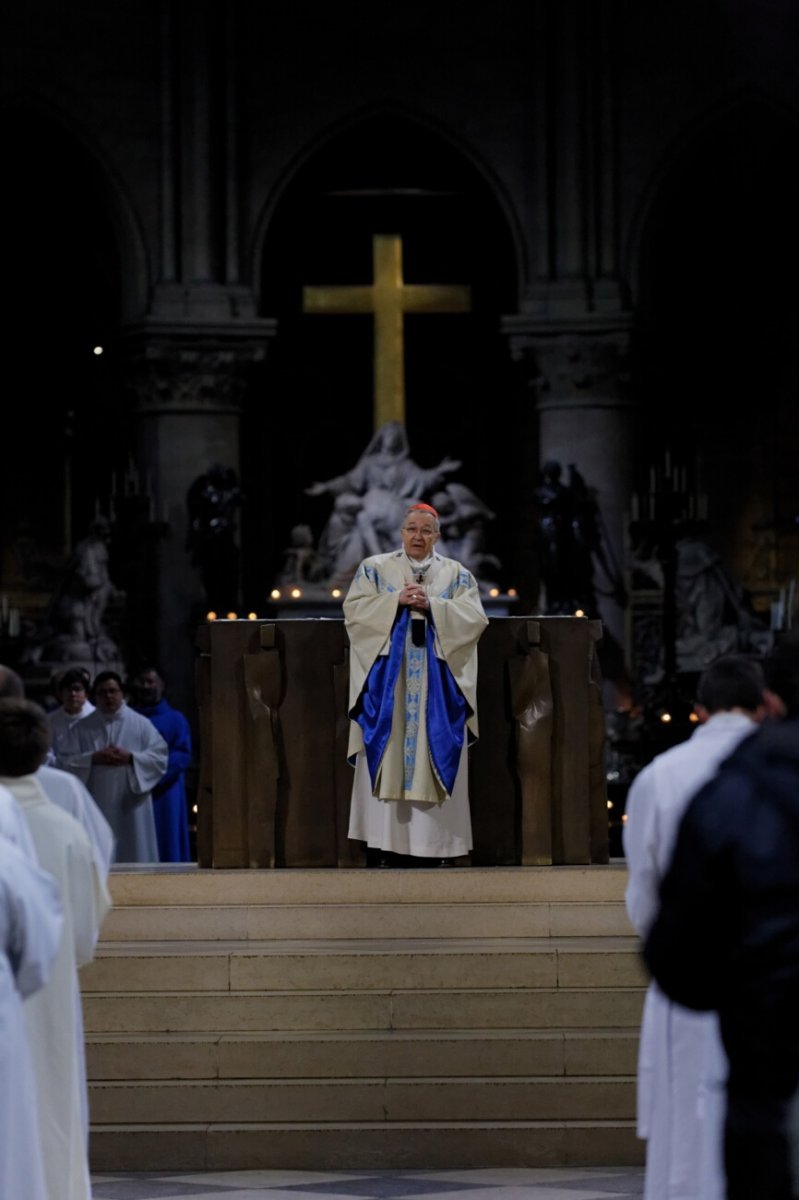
{"left": 500, "top": 315, "right": 632, "bottom": 411}
{"left": 119, "top": 319, "right": 277, "bottom": 415}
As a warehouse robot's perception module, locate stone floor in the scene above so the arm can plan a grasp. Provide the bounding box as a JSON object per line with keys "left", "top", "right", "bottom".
{"left": 90, "top": 1166, "right": 645, "bottom": 1199}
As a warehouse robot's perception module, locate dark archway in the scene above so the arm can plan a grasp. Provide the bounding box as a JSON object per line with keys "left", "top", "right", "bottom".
{"left": 2, "top": 108, "right": 124, "bottom": 599}
{"left": 633, "top": 96, "right": 799, "bottom": 592}
{"left": 242, "top": 112, "right": 524, "bottom": 608}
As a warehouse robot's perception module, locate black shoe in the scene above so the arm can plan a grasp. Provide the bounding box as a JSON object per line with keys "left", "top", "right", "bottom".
{"left": 378, "top": 852, "right": 393, "bottom": 868}
{"left": 438, "top": 857, "right": 455, "bottom": 867}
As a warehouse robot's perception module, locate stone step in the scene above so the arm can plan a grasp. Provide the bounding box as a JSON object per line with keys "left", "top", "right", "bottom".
{"left": 86, "top": 1029, "right": 639, "bottom": 1080}
{"left": 88, "top": 1121, "right": 642, "bottom": 1172}
{"left": 89, "top": 1074, "right": 636, "bottom": 1124}
{"left": 100, "top": 900, "right": 635, "bottom": 941}
{"left": 86, "top": 866, "right": 646, "bottom": 1173}
{"left": 106, "top": 864, "right": 631, "bottom": 907}
{"left": 83, "top": 986, "right": 644, "bottom": 1034}
{"left": 82, "top": 937, "right": 646, "bottom": 994}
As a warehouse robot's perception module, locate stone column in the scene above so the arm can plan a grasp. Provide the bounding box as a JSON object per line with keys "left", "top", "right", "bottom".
{"left": 503, "top": 317, "right": 633, "bottom": 704}
{"left": 120, "top": 324, "right": 276, "bottom": 723}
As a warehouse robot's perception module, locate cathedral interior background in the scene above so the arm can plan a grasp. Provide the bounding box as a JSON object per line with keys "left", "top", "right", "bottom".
{"left": 2, "top": 1, "right": 797, "bottom": 846}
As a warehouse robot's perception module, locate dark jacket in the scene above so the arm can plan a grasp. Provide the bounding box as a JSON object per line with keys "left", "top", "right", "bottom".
{"left": 644, "top": 717, "right": 799, "bottom": 1094}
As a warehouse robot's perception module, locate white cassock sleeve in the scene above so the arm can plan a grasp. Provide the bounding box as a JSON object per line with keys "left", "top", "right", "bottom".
{"left": 622, "top": 762, "right": 662, "bottom": 938}
{"left": 1, "top": 839, "right": 64, "bottom": 999}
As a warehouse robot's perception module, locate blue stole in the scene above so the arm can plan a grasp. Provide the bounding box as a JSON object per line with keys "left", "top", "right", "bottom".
{"left": 353, "top": 607, "right": 468, "bottom": 795}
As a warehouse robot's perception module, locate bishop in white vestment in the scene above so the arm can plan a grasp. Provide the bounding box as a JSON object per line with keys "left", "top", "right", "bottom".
{"left": 344, "top": 502, "right": 488, "bottom": 860}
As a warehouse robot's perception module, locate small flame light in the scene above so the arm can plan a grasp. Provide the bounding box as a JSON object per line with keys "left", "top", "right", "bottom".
{"left": 291, "top": 588, "right": 302, "bottom": 599}
{"left": 226, "top": 611, "right": 238, "bottom": 620}
{"left": 660, "top": 711, "right": 672, "bottom": 724}
{"left": 247, "top": 612, "right": 258, "bottom": 620}
{"left": 270, "top": 589, "right": 281, "bottom": 600}
{"left": 206, "top": 611, "right": 217, "bottom": 621}
{"left": 507, "top": 588, "right": 517, "bottom": 597}
{"left": 331, "top": 588, "right": 341, "bottom": 598}
{"left": 489, "top": 587, "right": 500, "bottom": 598}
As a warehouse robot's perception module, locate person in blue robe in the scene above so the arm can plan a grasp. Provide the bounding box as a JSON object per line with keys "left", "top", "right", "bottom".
{"left": 129, "top": 666, "right": 193, "bottom": 862}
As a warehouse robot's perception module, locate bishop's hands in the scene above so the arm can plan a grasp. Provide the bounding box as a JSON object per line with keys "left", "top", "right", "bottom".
{"left": 399, "top": 583, "right": 428, "bottom": 611}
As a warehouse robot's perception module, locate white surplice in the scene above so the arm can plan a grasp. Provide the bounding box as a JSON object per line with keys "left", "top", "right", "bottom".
{"left": 623, "top": 712, "right": 758, "bottom": 1200}
{"left": 0, "top": 836, "right": 64, "bottom": 1200}
{"left": 4, "top": 769, "right": 114, "bottom": 1143}
{"left": 15, "top": 785, "right": 111, "bottom": 1200}
{"left": 47, "top": 700, "right": 95, "bottom": 761}
{"left": 0, "top": 780, "right": 38, "bottom": 857}
{"left": 36, "top": 763, "right": 115, "bottom": 879}
{"left": 57, "top": 701, "right": 168, "bottom": 863}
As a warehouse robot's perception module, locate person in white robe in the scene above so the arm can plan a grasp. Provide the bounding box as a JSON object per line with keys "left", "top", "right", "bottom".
{"left": 0, "top": 661, "right": 114, "bottom": 873}
{"left": 623, "top": 655, "right": 767, "bottom": 1200}
{"left": 344, "top": 502, "right": 488, "bottom": 863}
{"left": 0, "top": 778, "right": 38, "bottom": 856}
{"left": 6, "top": 763, "right": 114, "bottom": 1144}
{"left": 47, "top": 666, "right": 95, "bottom": 761}
{"left": 36, "top": 762, "right": 115, "bottom": 880}
{"left": 0, "top": 696, "right": 111, "bottom": 1200}
{"left": 0, "top": 834, "right": 64, "bottom": 1200}
{"left": 57, "top": 669, "right": 168, "bottom": 863}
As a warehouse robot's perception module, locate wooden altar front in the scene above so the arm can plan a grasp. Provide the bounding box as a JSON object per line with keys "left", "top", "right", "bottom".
{"left": 194, "top": 615, "right": 609, "bottom": 868}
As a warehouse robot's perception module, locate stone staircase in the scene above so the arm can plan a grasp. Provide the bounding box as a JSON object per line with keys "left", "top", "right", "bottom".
{"left": 82, "top": 865, "right": 647, "bottom": 1172}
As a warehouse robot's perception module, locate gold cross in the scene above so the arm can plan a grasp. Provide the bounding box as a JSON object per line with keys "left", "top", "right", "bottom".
{"left": 303, "top": 233, "right": 471, "bottom": 430}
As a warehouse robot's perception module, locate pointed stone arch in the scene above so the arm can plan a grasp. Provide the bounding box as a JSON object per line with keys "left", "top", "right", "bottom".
{"left": 250, "top": 101, "right": 526, "bottom": 304}
{"left": 0, "top": 90, "right": 149, "bottom": 318}
{"left": 1, "top": 95, "right": 150, "bottom": 575}
{"left": 241, "top": 105, "right": 527, "bottom": 608}
{"left": 625, "top": 85, "right": 799, "bottom": 590}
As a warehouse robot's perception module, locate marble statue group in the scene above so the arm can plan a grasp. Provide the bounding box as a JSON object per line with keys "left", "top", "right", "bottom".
{"left": 280, "top": 421, "right": 502, "bottom": 594}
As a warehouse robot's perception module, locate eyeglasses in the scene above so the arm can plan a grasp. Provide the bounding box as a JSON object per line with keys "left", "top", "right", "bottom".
{"left": 402, "top": 526, "right": 437, "bottom": 536}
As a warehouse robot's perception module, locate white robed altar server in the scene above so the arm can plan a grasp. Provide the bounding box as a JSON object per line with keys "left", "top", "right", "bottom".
{"left": 6, "top": 764, "right": 114, "bottom": 1142}
{"left": 36, "top": 762, "right": 115, "bottom": 880}
{"left": 58, "top": 669, "right": 168, "bottom": 862}
{"left": 0, "top": 777, "right": 38, "bottom": 856}
{"left": 623, "top": 656, "right": 766, "bottom": 1200}
{"left": 47, "top": 667, "right": 96, "bottom": 761}
{"left": 344, "top": 502, "right": 488, "bottom": 861}
{"left": 0, "top": 833, "right": 64, "bottom": 1200}
{"left": 0, "top": 698, "right": 112, "bottom": 1200}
